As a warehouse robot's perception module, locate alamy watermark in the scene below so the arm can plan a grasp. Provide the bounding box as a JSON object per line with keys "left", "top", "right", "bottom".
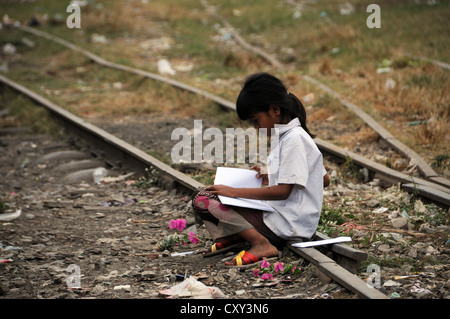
{"left": 366, "top": 264, "right": 382, "bottom": 289}
{"left": 66, "top": 3, "right": 81, "bottom": 29}
{"left": 171, "top": 120, "right": 277, "bottom": 165}
{"left": 366, "top": 4, "right": 381, "bottom": 29}
{"left": 66, "top": 264, "right": 81, "bottom": 289}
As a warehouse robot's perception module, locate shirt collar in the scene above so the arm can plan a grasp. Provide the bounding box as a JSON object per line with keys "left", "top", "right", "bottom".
{"left": 273, "top": 118, "right": 301, "bottom": 136}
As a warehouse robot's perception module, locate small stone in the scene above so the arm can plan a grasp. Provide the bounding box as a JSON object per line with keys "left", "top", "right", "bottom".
{"left": 235, "top": 289, "right": 246, "bottom": 295}
{"left": 113, "top": 285, "right": 131, "bottom": 291}
{"left": 373, "top": 207, "right": 388, "bottom": 214}
{"left": 383, "top": 280, "right": 401, "bottom": 287}
{"left": 377, "top": 244, "right": 391, "bottom": 253}
{"left": 414, "top": 200, "right": 427, "bottom": 214}
{"left": 141, "top": 270, "right": 157, "bottom": 280}
{"left": 367, "top": 199, "right": 380, "bottom": 208}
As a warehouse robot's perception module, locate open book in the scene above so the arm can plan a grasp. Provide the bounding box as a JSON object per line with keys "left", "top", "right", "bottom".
{"left": 214, "top": 167, "right": 275, "bottom": 212}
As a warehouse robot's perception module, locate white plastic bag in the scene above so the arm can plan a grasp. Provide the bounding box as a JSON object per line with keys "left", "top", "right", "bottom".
{"left": 159, "top": 277, "right": 226, "bottom": 299}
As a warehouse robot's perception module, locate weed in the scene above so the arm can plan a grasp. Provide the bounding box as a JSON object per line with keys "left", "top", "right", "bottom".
{"left": 0, "top": 199, "right": 9, "bottom": 214}
{"left": 133, "top": 167, "right": 159, "bottom": 189}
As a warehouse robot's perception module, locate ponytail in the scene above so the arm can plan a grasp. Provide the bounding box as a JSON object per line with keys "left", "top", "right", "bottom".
{"left": 236, "top": 72, "right": 315, "bottom": 138}
{"left": 287, "top": 92, "right": 315, "bottom": 138}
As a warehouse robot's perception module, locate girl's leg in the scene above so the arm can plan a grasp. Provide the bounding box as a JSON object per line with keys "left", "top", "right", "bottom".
{"left": 192, "top": 189, "right": 253, "bottom": 243}
{"left": 192, "top": 189, "right": 280, "bottom": 262}
{"left": 224, "top": 228, "right": 278, "bottom": 266}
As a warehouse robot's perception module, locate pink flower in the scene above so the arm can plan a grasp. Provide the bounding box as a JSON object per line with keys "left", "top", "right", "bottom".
{"left": 252, "top": 269, "right": 260, "bottom": 277}
{"left": 188, "top": 231, "right": 199, "bottom": 244}
{"left": 169, "top": 219, "right": 187, "bottom": 232}
{"left": 261, "top": 273, "right": 273, "bottom": 280}
{"left": 260, "top": 260, "right": 271, "bottom": 269}
{"left": 274, "top": 262, "right": 284, "bottom": 273}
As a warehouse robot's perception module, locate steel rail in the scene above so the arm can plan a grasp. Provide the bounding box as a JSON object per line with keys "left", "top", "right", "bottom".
{"left": 14, "top": 25, "right": 236, "bottom": 112}
{"left": 0, "top": 74, "right": 389, "bottom": 299}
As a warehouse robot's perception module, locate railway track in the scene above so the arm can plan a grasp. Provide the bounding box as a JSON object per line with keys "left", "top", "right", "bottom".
{"left": 1, "top": 10, "right": 447, "bottom": 299}
{"left": 9, "top": 24, "right": 450, "bottom": 208}
{"left": 0, "top": 74, "right": 390, "bottom": 299}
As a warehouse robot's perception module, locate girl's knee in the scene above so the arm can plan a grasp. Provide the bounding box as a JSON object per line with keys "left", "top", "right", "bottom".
{"left": 191, "top": 188, "right": 218, "bottom": 209}
{"left": 193, "top": 195, "right": 211, "bottom": 209}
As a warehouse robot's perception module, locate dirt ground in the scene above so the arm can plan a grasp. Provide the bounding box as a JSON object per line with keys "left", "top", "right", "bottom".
{"left": 1, "top": 113, "right": 449, "bottom": 305}
{"left": 0, "top": 117, "right": 354, "bottom": 301}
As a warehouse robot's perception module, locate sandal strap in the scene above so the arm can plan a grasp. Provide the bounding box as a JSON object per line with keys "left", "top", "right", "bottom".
{"left": 234, "top": 250, "right": 259, "bottom": 266}
{"left": 211, "top": 241, "right": 235, "bottom": 253}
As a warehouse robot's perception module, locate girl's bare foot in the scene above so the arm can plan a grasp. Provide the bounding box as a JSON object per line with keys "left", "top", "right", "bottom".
{"left": 224, "top": 241, "right": 278, "bottom": 266}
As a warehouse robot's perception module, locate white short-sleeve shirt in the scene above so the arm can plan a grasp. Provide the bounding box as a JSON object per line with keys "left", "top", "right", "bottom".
{"left": 263, "top": 118, "right": 326, "bottom": 240}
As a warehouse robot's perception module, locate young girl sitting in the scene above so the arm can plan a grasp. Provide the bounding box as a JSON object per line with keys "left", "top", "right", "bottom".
{"left": 192, "top": 72, "right": 329, "bottom": 266}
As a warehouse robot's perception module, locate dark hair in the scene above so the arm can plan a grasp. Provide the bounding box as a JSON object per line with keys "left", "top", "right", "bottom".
{"left": 236, "top": 72, "right": 315, "bottom": 138}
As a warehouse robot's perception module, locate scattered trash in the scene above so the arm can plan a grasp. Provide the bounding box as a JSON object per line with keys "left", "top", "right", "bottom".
{"left": 293, "top": 10, "right": 302, "bottom": 19}
{"left": 330, "top": 47, "right": 341, "bottom": 55}
{"left": 3, "top": 43, "right": 16, "bottom": 55}
{"left": 384, "top": 78, "right": 396, "bottom": 90}
{"left": 91, "top": 33, "right": 108, "bottom": 44}
{"left": 414, "top": 200, "right": 427, "bottom": 214}
{"left": 376, "top": 67, "right": 392, "bottom": 74}
{"left": 383, "top": 279, "right": 401, "bottom": 287}
{"left": 102, "top": 172, "right": 134, "bottom": 183}
{"left": 113, "top": 284, "right": 131, "bottom": 291}
{"left": 339, "top": 3, "right": 355, "bottom": 15}
{"left": 292, "top": 236, "right": 351, "bottom": 248}
{"left": 372, "top": 207, "right": 389, "bottom": 214}
{"left": 172, "top": 60, "right": 194, "bottom": 72}
{"left": 3, "top": 245, "right": 23, "bottom": 251}
{"left": 21, "top": 37, "right": 35, "bottom": 48}
{"left": 70, "top": 0, "right": 89, "bottom": 7}
{"left": 139, "top": 37, "right": 173, "bottom": 51}
{"left": 0, "top": 209, "right": 22, "bottom": 222}
{"left": 159, "top": 277, "right": 226, "bottom": 299}
{"left": 377, "top": 59, "right": 392, "bottom": 74}
{"left": 1, "top": 258, "right": 13, "bottom": 263}
{"left": 92, "top": 167, "right": 107, "bottom": 184}
{"left": 302, "top": 93, "right": 315, "bottom": 105}
{"left": 390, "top": 292, "right": 401, "bottom": 299}
{"left": 221, "top": 32, "right": 232, "bottom": 42}
{"left": 171, "top": 251, "right": 195, "bottom": 257}
{"left": 157, "top": 59, "right": 176, "bottom": 76}
{"left": 408, "top": 120, "right": 426, "bottom": 126}
{"left": 112, "top": 82, "right": 123, "bottom": 90}
{"left": 394, "top": 275, "right": 420, "bottom": 280}
{"left": 410, "top": 283, "right": 431, "bottom": 297}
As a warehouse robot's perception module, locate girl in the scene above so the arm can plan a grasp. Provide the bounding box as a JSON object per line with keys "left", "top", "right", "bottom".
{"left": 192, "top": 72, "right": 329, "bottom": 266}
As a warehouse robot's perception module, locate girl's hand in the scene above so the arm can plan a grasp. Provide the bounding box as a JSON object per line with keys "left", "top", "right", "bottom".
{"left": 205, "top": 185, "right": 238, "bottom": 197}
{"left": 251, "top": 165, "right": 268, "bottom": 186}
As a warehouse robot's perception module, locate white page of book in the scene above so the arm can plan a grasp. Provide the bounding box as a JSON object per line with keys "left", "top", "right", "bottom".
{"left": 214, "top": 167, "right": 275, "bottom": 212}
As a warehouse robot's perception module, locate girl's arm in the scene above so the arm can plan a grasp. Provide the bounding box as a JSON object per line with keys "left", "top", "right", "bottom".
{"left": 205, "top": 184, "right": 293, "bottom": 201}
{"left": 324, "top": 174, "right": 330, "bottom": 187}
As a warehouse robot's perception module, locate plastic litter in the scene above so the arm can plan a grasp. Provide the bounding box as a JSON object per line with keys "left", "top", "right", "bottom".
{"left": 171, "top": 251, "right": 195, "bottom": 257}
{"left": 0, "top": 209, "right": 22, "bottom": 222}
{"left": 339, "top": 3, "right": 355, "bottom": 15}
{"left": 3, "top": 43, "right": 16, "bottom": 55}
{"left": 390, "top": 292, "right": 401, "bottom": 299}
{"left": 1, "top": 258, "right": 13, "bottom": 263}
{"left": 159, "top": 276, "right": 226, "bottom": 299}
{"left": 157, "top": 59, "right": 176, "bottom": 76}
{"left": 92, "top": 167, "right": 107, "bottom": 184}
